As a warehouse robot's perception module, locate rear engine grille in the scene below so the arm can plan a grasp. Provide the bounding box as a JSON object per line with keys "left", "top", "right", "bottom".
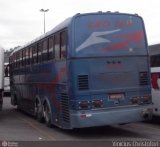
{"left": 61, "top": 93, "right": 70, "bottom": 124}
{"left": 139, "top": 72, "right": 148, "bottom": 85}
{"left": 78, "top": 75, "right": 89, "bottom": 90}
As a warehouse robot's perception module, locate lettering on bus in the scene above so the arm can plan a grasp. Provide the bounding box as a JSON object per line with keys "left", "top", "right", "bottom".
{"left": 115, "top": 20, "right": 133, "bottom": 28}
{"left": 88, "top": 20, "right": 112, "bottom": 29}
{"left": 88, "top": 20, "right": 133, "bottom": 29}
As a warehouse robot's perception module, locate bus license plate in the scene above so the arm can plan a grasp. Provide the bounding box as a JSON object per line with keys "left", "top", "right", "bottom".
{"left": 109, "top": 93, "right": 124, "bottom": 100}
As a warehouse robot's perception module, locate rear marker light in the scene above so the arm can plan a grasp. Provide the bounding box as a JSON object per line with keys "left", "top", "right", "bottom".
{"left": 151, "top": 73, "right": 159, "bottom": 89}
{"left": 79, "top": 101, "right": 90, "bottom": 109}
{"left": 80, "top": 114, "right": 92, "bottom": 118}
{"left": 131, "top": 96, "right": 151, "bottom": 104}
{"left": 92, "top": 100, "right": 103, "bottom": 108}
{"left": 143, "top": 96, "right": 151, "bottom": 103}
{"left": 131, "top": 97, "right": 140, "bottom": 104}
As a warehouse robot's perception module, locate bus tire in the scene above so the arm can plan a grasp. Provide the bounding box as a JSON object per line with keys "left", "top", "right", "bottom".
{"left": 13, "top": 95, "right": 20, "bottom": 110}
{"left": 35, "top": 100, "right": 44, "bottom": 123}
{"left": 17, "top": 102, "right": 20, "bottom": 110}
{"left": 43, "top": 101, "right": 52, "bottom": 127}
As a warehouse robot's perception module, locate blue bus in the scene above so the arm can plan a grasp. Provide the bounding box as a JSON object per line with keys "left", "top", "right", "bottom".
{"left": 9, "top": 12, "right": 152, "bottom": 129}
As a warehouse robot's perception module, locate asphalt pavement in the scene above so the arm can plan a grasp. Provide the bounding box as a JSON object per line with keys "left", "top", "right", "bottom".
{"left": 0, "top": 97, "right": 160, "bottom": 141}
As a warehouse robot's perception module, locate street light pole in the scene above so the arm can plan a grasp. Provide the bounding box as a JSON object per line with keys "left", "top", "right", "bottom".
{"left": 40, "top": 9, "right": 49, "bottom": 34}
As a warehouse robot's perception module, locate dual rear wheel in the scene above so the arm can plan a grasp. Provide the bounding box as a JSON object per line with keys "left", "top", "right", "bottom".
{"left": 35, "top": 100, "right": 52, "bottom": 127}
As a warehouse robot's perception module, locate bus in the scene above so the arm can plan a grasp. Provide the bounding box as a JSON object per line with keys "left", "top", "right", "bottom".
{"left": 9, "top": 12, "right": 152, "bottom": 129}
{"left": 149, "top": 44, "right": 160, "bottom": 116}
{"left": 0, "top": 46, "right": 4, "bottom": 111}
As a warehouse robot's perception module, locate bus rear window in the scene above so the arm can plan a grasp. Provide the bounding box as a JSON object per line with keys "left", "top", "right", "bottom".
{"left": 74, "top": 14, "right": 147, "bottom": 57}
{"left": 150, "top": 55, "right": 160, "bottom": 67}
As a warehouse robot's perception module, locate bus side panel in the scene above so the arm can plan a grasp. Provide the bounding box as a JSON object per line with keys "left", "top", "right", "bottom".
{"left": 152, "top": 88, "right": 160, "bottom": 116}
{"left": 14, "top": 60, "right": 69, "bottom": 128}
{"left": 38, "top": 61, "right": 69, "bottom": 128}
{"left": 0, "top": 48, "right": 4, "bottom": 110}
{"left": 151, "top": 67, "right": 160, "bottom": 116}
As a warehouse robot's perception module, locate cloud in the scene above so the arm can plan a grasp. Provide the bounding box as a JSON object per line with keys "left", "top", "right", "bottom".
{"left": 0, "top": 0, "right": 160, "bottom": 49}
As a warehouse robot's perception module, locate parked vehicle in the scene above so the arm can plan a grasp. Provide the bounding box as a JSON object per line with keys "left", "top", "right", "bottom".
{"left": 4, "top": 62, "right": 10, "bottom": 96}
{"left": 149, "top": 44, "right": 160, "bottom": 116}
{"left": 10, "top": 12, "right": 152, "bottom": 129}
{"left": 0, "top": 46, "right": 4, "bottom": 110}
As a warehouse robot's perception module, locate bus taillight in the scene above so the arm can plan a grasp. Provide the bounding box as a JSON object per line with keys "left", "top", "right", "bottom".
{"left": 131, "top": 97, "right": 140, "bottom": 104}
{"left": 79, "top": 101, "right": 90, "bottom": 109}
{"left": 143, "top": 96, "right": 152, "bottom": 104}
{"left": 92, "top": 100, "right": 103, "bottom": 108}
{"left": 151, "top": 73, "right": 159, "bottom": 89}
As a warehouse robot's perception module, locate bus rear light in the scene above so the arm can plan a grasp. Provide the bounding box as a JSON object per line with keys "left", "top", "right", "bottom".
{"left": 131, "top": 97, "right": 140, "bottom": 104}
{"left": 92, "top": 100, "right": 103, "bottom": 108}
{"left": 151, "top": 73, "right": 159, "bottom": 89}
{"left": 80, "top": 114, "right": 92, "bottom": 118}
{"left": 79, "top": 101, "right": 90, "bottom": 109}
{"left": 143, "top": 96, "right": 151, "bottom": 104}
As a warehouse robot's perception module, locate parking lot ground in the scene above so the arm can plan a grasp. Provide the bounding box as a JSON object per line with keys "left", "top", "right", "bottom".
{"left": 0, "top": 97, "right": 160, "bottom": 141}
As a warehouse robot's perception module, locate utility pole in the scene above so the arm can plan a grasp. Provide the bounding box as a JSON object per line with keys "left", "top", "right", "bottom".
{"left": 40, "top": 9, "right": 49, "bottom": 33}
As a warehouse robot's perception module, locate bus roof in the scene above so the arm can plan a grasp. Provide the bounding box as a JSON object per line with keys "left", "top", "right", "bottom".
{"left": 149, "top": 44, "right": 160, "bottom": 56}
{"left": 11, "top": 17, "right": 72, "bottom": 55}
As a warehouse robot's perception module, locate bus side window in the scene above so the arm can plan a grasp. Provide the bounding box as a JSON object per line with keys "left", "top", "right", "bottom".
{"left": 12, "top": 55, "right": 14, "bottom": 69}
{"left": 48, "top": 36, "right": 55, "bottom": 60}
{"left": 29, "top": 47, "right": 33, "bottom": 65}
{"left": 15, "top": 53, "right": 17, "bottom": 68}
{"left": 55, "top": 33, "right": 60, "bottom": 60}
{"left": 32, "top": 45, "right": 38, "bottom": 64}
{"left": 26, "top": 48, "right": 30, "bottom": 66}
{"left": 150, "top": 55, "right": 160, "bottom": 67}
{"left": 20, "top": 50, "right": 23, "bottom": 67}
{"left": 38, "top": 42, "right": 42, "bottom": 63}
{"left": 15, "top": 53, "right": 18, "bottom": 68}
{"left": 18, "top": 51, "right": 21, "bottom": 68}
{"left": 14, "top": 53, "right": 16, "bottom": 69}
{"left": 42, "top": 39, "right": 48, "bottom": 62}
{"left": 12, "top": 54, "right": 14, "bottom": 69}
{"left": 16, "top": 52, "right": 19, "bottom": 68}
{"left": 60, "top": 31, "right": 67, "bottom": 59}
{"left": 23, "top": 49, "right": 26, "bottom": 67}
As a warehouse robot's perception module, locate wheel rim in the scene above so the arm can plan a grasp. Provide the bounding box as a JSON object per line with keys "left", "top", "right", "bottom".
{"left": 35, "top": 102, "right": 41, "bottom": 118}
{"left": 34, "top": 103, "right": 38, "bottom": 116}
{"left": 44, "top": 103, "right": 51, "bottom": 123}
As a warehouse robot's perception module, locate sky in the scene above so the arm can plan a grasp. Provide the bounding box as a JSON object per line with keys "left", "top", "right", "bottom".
{"left": 0, "top": 0, "right": 160, "bottom": 50}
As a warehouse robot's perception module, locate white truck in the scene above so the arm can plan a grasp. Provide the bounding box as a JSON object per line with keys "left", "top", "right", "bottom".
{"left": 4, "top": 63, "right": 10, "bottom": 95}
{"left": 0, "top": 46, "right": 4, "bottom": 110}
{"left": 150, "top": 44, "right": 160, "bottom": 116}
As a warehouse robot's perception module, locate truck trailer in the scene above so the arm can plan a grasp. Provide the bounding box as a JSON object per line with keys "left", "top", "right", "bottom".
{"left": 0, "top": 46, "right": 4, "bottom": 110}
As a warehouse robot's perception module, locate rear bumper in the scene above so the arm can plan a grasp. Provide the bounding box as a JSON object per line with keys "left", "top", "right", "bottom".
{"left": 152, "top": 89, "right": 160, "bottom": 116}
{"left": 70, "top": 105, "right": 153, "bottom": 128}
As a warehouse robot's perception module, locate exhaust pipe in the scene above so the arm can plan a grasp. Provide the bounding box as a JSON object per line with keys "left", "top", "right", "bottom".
{"left": 142, "top": 108, "right": 153, "bottom": 120}
{"left": 143, "top": 113, "right": 149, "bottom": 119}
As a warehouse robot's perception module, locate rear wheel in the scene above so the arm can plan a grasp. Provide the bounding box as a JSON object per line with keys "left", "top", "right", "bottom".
{"left": 35, "top": 101, "right": 44, "bottom": 123}
{"left": 43, "top": 102, "right": 52, "bottom": 127}
{"left": 12, "top": 94, "right": 20, "bottom": 110}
